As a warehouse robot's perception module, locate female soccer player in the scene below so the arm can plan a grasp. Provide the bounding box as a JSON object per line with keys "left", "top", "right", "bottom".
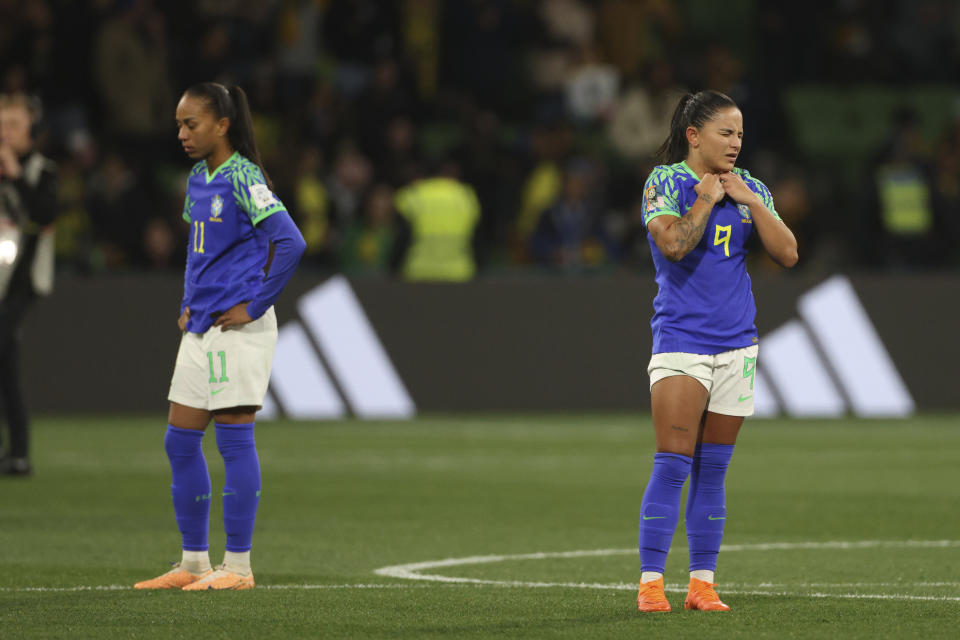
{"left": 134, "top": 83, "right": 306, "bottom": 591}
{"left": 635, "top": 90, "right": 797, "bottom": 612}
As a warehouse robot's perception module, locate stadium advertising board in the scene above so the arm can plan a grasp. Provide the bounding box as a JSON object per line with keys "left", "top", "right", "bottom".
{"left": 23, "top": 272, "right": 955, "bottom": 416}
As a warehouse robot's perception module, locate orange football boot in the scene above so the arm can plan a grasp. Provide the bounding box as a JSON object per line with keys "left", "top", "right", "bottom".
{"left": 134, "top": 563, "right": 212, "bottom": 589}
{"left": 636, "top": 577, "right": 671, "bottom": 612}
{"left": 181, "top": 565, "right": 255, "bottom": 591}
{"left": 683, "top": 577, "right": 731, "bottom": 611}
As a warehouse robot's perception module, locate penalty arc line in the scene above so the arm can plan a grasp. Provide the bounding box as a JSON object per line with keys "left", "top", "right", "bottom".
{"left": 371, "top": 539, "right": 960, "bottom": 602}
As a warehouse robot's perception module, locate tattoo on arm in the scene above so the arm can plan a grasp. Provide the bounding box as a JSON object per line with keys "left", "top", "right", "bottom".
{"left": 654, "top": 196, "right": 712, "bottom": 260}
{"left": 670, "top": 424, "right": 689, "bottom": 432}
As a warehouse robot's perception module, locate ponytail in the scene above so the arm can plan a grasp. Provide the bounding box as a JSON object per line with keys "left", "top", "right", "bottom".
{"left": 184, "top": 82, "right": 273, "bottom": 189}
{"left": 655, "top": 90, "right": 738, "bottom": 165}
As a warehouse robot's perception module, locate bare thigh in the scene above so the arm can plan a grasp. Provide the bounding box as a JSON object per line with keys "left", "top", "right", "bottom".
{"left": 700, "top": 411, "right": 744, "bottom": 446}
{"left": 168, "top": 402, "right": 259, "bottom": 431}
{"left": 651, "top": 375, "right": 709, "bottom": 457}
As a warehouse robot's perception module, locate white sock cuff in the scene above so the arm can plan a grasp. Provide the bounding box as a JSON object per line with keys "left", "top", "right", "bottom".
{"left": 223, "top": 550, "right": 252, "bottom": 575}
{"left": 181, "top": 550, "right": 212, "bottom": 572}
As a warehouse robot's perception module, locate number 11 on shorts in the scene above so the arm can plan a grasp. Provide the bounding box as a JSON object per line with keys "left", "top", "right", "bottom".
{"left": 207, "top": 350, "right": 230, "bottom": 383}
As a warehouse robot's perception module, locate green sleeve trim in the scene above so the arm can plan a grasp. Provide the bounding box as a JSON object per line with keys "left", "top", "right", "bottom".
{"left": 251, "top": 205, "right": 286, "bottom": 226}
{"left": 644, "top": 210, "right": 681, "bottom": 226}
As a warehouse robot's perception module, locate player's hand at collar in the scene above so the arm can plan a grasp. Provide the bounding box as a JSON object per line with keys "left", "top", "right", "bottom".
{"left": 694, "top": 173, "right": 725, "bottom": 205}
{"left": 717, "top": 172, "right": 759, "bottom": 206}
{"left": 213, "top": 303, "right": 253, "bottom": 331}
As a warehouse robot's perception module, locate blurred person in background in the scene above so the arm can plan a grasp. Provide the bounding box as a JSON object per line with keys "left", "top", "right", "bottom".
{"left": 608, "top": 58, "right": 686, "bottom": 161}
{"left": 635, "top": 90, "right": 797, "bottom": 613}
{"left": 134, "top": 82, "right": 305, "bottom": 591}
{"left": 860, "top": 106, "right": 940, "bottom": 268}
{"left": 291, "top": 144, "right": 332, "bottom": 266}
{"left": 340, "top": 182, "right": 396, "bottom": 276}
{"left": 0, "top": 93, "right": 58, "bottom": 476}
{"left": 932, "top": 117, "right": 960, "bottom": 265}
{"left": 530, "top": 156, "right": 617, "bottom": 271}
{"left": 512, "top": 121, "right": 571, "bottom": 261}
{"left": 323, "top": 143, "right": 374, "bottom": 259}
{"left": 93, "top": 0, "right": 172, "bottom": 160}
{"left": 86, "top": 151, "right": 150, "bottom": 269}
{"left": 393, "top": 156, "right": 480, "bottom": 281}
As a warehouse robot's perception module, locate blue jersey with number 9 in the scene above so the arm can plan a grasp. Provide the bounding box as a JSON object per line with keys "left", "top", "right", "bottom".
{"left": 641, "top": 161, "right": 779, "bottom": 355}
{"left": 181, "top": 152, "right": 287, "bottom": 333}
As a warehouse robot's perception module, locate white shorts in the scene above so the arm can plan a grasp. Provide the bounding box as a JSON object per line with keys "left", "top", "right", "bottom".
{"left": 168, "top": 307, "right": 277, "bottom": 411}
{"left": 647, "top": 345, "right": 759, "bottom": 417}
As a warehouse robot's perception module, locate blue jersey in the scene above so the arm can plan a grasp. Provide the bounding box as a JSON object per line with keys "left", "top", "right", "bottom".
{"left": 181, "top": 152, "right": 287, "bottom": 333}
{"left": 641, "top": 161, "right": 779, "bottom": 355}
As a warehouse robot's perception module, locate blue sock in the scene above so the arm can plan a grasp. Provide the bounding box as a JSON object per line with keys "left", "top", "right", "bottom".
{"left": 216, "top": 423, "right": 261, "bottom": 553}
{"left": 164, "top": 425, "right": 211, "bottom": 552}
{"left": 685, "top": 443, "right": 735, "bottom": 572}
{"left": 639, "top": 452, "right": 693, "bottom": 573}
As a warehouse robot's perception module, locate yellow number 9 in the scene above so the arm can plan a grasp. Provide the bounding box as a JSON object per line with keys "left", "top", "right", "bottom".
{"left": 714, "top": 224, "right": 731, "bottom": 257}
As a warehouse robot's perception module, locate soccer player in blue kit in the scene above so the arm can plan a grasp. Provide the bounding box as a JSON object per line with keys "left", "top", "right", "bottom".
{"left": 135, "top": 83, "right": 306, "bottom": 590}
{"left": 634, "top": 90, "right": 798, "bottom": 612}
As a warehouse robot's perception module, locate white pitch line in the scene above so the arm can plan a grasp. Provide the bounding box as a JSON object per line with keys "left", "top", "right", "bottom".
{"left": 372, "top": 539, "right": 960, "bottom": 602}
{"left": 0, "top": 583, "right": 426, "bottom": 593}
{"left": 0, "top": 585, "right": 132, "bottom": 593}
{"left": 373, "top": 540, "right": 960, "bottom": 581}
{"left": 6, "top": 540, "right": 959, "bottom": 598}
{"left": 4, "top": 582, "right": 960, "bottom": 602}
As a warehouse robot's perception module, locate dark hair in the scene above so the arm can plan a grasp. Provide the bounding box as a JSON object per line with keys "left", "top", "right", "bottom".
{"left": 656, "top": 90, "right": 738, "bottom": 164}
{"left": 184, "top": 82, "right": 272, "bottom": 189}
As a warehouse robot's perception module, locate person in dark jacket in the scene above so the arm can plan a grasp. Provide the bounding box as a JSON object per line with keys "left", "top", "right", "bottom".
{"left": 0, "top": 93, "right": 58, "bottom": 477}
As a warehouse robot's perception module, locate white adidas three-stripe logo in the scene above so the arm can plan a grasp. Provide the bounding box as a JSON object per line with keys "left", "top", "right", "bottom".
{"left": 260, "top": 276, "right": 415, "bottom": 420}
{"left": 755, "top": 275, "right": 913, "bottom": 417}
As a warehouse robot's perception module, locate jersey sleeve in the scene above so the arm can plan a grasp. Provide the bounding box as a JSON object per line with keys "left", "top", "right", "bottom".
{"left": 182, "top": 163, "right": 204, "bottom": 222}
{"left": 737, "top": 169, "right": 781, "bottom": 220}
{"left": 231, "top": 161, "right": 287, "bottom": 225}
{"left": 182, "top": 191, "right": 194, "bottom": 222}
{"left": 641, "top": 166, "right": 681, "bottom": 227}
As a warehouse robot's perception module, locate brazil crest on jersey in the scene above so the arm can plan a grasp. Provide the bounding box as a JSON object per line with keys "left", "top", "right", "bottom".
{"left": 181, "top": 152, "right": 286, "bottom": 333}
{"left": 641, "top": 161, "right": 779, "bottom": 355}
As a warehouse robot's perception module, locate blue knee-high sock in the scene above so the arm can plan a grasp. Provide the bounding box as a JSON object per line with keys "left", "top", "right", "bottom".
{"left": 164, "top": 425, "right": 211, "bottom": 551}
{"left": 685, "top": 443, "right": 735, "bottom": 572}
{"left": 216, "top": 423, "right": 261, "bottom": 553}
{"left": 639, "top": 452, "right": 693, "bottom": 573}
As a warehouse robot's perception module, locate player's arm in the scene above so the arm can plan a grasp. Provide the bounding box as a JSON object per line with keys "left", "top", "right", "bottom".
{"left": 718, "top": 172, "right": 798, "bottom": 268}
{"left": 647, "top": 173, "right": 724, "bottom": 262}
{"left": 213, "top": 211, "right": 305, "bottom": 330}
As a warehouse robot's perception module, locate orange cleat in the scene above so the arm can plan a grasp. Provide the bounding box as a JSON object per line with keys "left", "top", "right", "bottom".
{"left": 181, "top": 565, "right": 255, "bottom": 591}
{"left": 134, "top": 563, "right": 212, "bottom": 589}
{"left": 637, "top": 577, "right": 671, "bottom": 612}
{"left": 684, "top": 577, "right": 731, "bottom": 611}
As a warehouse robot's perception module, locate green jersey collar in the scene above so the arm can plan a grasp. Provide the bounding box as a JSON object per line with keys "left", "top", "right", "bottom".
{"left": 206, "top": 151, "right": 240, "bottom": 183}
{"left": 679, "top": 161, "right": 700, "bottom": 180}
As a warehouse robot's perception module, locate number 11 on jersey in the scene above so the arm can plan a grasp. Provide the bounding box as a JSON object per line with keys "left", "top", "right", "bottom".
{"left": 193, "top": 220, "right": 205, "bottom": 253}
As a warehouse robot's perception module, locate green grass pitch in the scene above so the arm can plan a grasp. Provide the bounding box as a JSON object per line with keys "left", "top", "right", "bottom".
{"left": 2, "top": 414, "right": 959, "bottom": 638}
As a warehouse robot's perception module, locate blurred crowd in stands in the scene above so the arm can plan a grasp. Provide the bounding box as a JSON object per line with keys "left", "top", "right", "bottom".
{"left": 3, "top": 0, "right": 960, "bottom": 279}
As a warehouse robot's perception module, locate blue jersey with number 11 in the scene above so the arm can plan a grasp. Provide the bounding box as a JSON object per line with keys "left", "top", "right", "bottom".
{"left": 181, "top": 151, "right": 287, "bottom": 334}
{"left": 641, "top": 161, "right": 779, "bottom": 355}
